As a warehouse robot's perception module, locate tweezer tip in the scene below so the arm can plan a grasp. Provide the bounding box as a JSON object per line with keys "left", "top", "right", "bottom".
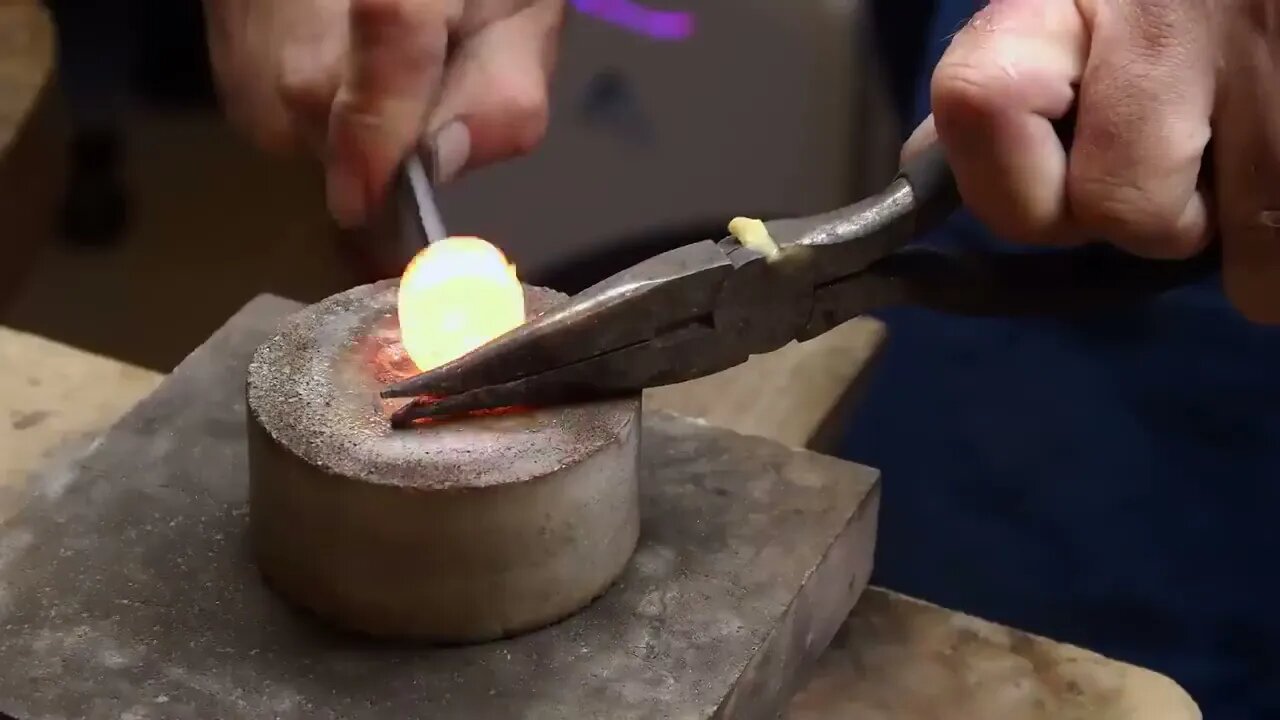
{"left": 380, "top": 383, "right": 409, "bottom": 399}
{"left": 389, "top": 397, "right": 446, "bottom": 427}
{"left": 389, "top": 395, "right": 527, "bottom": 428}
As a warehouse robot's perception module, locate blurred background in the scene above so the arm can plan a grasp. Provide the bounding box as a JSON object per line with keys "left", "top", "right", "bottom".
{"left": 0, "top": 0, "right": 902, "bottom": 372}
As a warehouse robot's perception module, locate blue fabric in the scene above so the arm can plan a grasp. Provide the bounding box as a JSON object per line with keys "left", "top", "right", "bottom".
{"left": 845, "top": 3, "right": 1280, "bottom": 718}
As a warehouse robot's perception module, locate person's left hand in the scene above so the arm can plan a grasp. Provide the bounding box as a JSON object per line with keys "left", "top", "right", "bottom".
{"left": 904, "top": 0, "right": 1280, "bottom": 324}
{"left": 203, "top": 0, "right": 566, "bottom": 228}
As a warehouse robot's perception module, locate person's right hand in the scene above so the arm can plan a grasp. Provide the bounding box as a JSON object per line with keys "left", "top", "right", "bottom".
{"left": 203, "top": 0, "right": 566, "bottom": 228}
{"left": 902, "top": 0, "right": 1280, "bottom": 324}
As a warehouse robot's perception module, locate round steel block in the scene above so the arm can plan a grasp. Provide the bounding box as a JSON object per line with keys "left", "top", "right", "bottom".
{"left": 247, "top": 281, "right": 641, "bottom": 642}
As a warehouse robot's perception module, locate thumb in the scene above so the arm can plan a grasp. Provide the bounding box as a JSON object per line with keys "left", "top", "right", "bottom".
{"left": 327, "top": 0, "right": 447, "bottom": 227}
{"left": 424, "top": 0, "right": 566, "bottom": 184}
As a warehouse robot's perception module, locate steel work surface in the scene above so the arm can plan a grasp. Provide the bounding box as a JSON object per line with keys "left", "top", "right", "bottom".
{"left": 0, "top": 295, "right": 880, "bottom": 720}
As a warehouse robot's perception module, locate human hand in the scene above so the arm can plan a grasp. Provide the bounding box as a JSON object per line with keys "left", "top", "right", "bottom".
{"left": 203, "top": 0, "right": 565, "bottom": 227}
{"left": 903, "top": 0, "right": 1280, "bottom": 323}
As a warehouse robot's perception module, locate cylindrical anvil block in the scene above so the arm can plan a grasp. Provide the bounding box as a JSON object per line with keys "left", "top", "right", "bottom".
{"left": 246, "top": 281, "right": 641, "bottom": 642}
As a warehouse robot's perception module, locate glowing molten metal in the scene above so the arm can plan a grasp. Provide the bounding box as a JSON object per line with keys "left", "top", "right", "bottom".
{"left": 397, "top": 236, "right": 525, "bottom": 373}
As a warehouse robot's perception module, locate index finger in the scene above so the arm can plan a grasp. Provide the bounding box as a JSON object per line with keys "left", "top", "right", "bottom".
{"left": 929, "top": 0, "right": 1087, "bottom": 245}
{"left": 326, "top": 0, "right": 448, "bottom": 227}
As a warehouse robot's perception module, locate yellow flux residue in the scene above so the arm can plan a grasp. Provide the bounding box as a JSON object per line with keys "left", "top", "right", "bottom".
{"left": 728, "top": 216, "right": 779, "bottom": 257}
{"left": 397, "top": 236, "right": 526, "bottom": 373}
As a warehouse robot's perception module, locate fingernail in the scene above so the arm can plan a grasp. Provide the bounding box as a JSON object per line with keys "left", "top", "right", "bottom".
{"left": 429, "top": 121, "right": 471, "bottom": 184}
{"left": 326, "top": 163, "right": 366, "bottom": 228}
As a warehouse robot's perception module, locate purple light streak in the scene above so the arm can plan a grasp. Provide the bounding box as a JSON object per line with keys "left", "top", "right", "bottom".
{"left": 571, "top": 0, "right": 696, "bottom": 41}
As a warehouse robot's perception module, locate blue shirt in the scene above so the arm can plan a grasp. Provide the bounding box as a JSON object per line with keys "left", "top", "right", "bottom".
{"left": 844, "top": 3, "right": 1280, "bottom": 717}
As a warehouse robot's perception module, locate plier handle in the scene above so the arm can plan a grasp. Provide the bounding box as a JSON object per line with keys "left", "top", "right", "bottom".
{"left": 382, "top": 136, "right": 1220, "bottom": 426}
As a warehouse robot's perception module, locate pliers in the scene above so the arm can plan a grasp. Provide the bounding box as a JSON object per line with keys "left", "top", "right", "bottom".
{"left": 381, "top": 138, "right": 1221, "bottom": 427}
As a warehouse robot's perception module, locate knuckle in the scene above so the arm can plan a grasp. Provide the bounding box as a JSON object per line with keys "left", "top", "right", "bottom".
{"left": 930, "top": 62, "right": 1009, "bottom": 136}
{"left": 329, "top": 91, "right": 384, "bottom": 139}
{"left": 350, "top": 0, "right": 442, "bottom": 39}
{"left": 491, "top": 75, "right": 550, "bottom": 153}
{"left": 350, "top": 0, "right": 411, "bottom": 26}
{"left": 349, "top": 0, "right": 446, "bottom": 81}
{"left": 277, "top": 40, "right": 342, "bottom": 114}
{"left": 278, "top": 68, "right": 336, "bottom": 118}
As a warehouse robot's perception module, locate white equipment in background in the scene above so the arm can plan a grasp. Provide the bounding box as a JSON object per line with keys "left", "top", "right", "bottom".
{"left": 437, "top": 0, "right": 897, "bottom": 283}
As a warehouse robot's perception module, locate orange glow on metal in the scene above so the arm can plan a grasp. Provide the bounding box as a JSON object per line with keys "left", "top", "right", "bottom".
{"left": 397, "top": 236, "right": 525, "bottom": 373}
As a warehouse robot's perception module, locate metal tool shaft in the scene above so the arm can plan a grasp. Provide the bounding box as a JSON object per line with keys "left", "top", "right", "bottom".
{"left": 403, "top": 154, "right": 447, "bottom": 244}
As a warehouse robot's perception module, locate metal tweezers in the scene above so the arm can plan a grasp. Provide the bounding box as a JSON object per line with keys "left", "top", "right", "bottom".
{"left": 381, "top": 138, "right": 1221, "bottom": 426}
